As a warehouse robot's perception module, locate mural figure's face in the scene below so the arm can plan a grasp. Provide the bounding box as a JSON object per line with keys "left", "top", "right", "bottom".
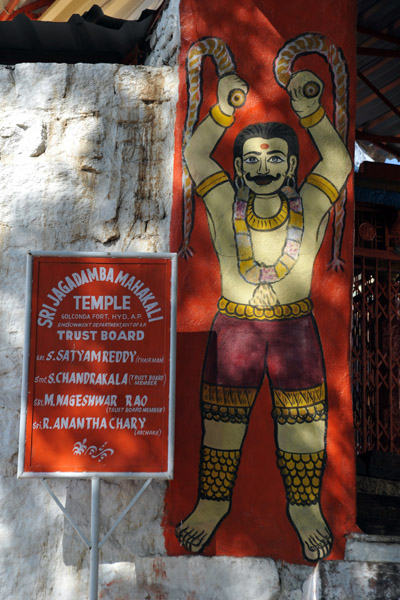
{"left": 234, "top": 137, "right": 297, "bottom": 196}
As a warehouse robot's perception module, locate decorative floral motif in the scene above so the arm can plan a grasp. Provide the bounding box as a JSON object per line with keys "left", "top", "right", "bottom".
{"left": 73, "top": 439, "right": 114, "bottom": 462}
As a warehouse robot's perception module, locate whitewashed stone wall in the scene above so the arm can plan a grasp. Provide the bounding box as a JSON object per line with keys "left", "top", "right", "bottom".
{"left": 145, "top": 0, "right": 181, "bottom": 67}
{"left": 0, "top": 62, "right": 178, "bottom": 599}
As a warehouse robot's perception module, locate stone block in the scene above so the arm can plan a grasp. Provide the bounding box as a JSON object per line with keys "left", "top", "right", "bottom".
{"left": 316, "top": 560, "right": 400, "bottom": 600}
{"left": 345, "top": 533, "right": 400, "bottom": 563}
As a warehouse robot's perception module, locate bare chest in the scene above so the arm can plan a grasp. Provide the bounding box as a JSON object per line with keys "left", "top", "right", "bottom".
{"left": 250, "top": 226, "right": 288, "bottom": 264}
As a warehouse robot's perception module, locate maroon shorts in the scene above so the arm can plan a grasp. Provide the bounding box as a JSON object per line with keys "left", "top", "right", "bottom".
{"left": 202, "top": 311, "right": 325, "bottom": 392}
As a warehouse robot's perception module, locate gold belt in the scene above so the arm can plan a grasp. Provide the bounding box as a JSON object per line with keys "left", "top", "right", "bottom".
{"left": 218, "top": 296, "right": 313, "bottom": 321}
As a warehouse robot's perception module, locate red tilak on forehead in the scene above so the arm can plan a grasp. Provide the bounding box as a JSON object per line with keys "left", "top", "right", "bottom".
{"left": 260, "top": 143, "right": 269, "bottom": 149}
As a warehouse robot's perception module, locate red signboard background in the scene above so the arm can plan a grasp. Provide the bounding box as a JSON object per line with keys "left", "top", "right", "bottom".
{"left": 22, "top": 254, "right": 174, "bottom": 476}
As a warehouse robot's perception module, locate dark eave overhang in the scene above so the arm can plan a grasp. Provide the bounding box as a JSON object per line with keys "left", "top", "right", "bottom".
{"left": 0, "top": 5, "right": 156, "bottom": 64}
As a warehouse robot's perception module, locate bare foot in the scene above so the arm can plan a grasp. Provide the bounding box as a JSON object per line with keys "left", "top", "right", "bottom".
{"left": 288, "top": 503, "right": 333, "bottom": 562}
{"left": 176, "top": 498, "right": 230, "bottom": 552}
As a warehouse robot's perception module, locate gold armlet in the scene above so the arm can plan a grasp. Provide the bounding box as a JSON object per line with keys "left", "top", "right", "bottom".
{"left": 201, "top": 382, "right": 257, "bottom": 425}
{"left": 196, "top": 171, "right": 229, "bottom": 197}
{"left": 300, "top": 106, "right": 325, "bottom": 128}
{"left": 306, "top": 173, "right": 339, "bottom": 204}
{"left": 210, "top": 104, "right": 235, "bottom": 128}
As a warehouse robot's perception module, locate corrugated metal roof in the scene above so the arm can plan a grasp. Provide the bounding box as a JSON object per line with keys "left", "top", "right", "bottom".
{"left": 357, "top": 0, "right": 400, "bottom": 160}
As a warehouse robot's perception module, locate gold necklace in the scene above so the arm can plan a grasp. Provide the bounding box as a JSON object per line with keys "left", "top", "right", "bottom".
{"left": 233, "top": 185, "right": 304, "bottom": 306}
{"left": 246, "top": 193, "right": 289, "bottom": 231}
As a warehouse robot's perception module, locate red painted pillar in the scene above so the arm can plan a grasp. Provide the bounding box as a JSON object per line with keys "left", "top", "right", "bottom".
{"left": 167, "top": 0, "right": 357, "bottom": 563}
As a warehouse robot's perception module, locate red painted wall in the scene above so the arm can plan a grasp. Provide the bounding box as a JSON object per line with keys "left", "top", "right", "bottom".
{"left": 166, "top": 0, "right": 357, "bottom": 563}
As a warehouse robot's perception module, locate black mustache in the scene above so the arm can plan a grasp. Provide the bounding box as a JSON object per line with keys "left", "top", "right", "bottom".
{"left": 245, "top": 173, "right": 282, "bottom": 185}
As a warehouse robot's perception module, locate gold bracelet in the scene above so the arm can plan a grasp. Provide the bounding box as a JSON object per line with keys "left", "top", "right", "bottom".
{"left": 210, "top": 105, "right": 235, "bottom": 128}
{"left": 300, "top": 106, "right": 325, "bottom": 128}
{"left": 196, "top": 171, "right": 229, "bottom": 197}
{"left": 306, "top": 173, "right": 339, "bottom": 204}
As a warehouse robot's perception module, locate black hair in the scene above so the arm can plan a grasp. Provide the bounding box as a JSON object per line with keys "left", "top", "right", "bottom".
{"left": 233, "top": 122, "right": 299, "bottom": 184}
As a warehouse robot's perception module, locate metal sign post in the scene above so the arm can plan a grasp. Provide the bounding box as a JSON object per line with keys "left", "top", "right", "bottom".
{"left": 90, "top": 477, "right": 100, "bottom": 600}
{"left": 41, "top": 476, "right": 153, "bottom": 600}
{"left": 19, "top": 252, "right": 176, "bottom": 598}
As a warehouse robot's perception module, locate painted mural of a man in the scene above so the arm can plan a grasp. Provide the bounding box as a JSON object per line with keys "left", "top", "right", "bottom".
{"left": 175, "top": 70, "right": 352, "bottom": 561}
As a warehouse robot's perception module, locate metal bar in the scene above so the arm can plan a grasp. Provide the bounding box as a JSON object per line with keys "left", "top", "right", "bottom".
{"left": 89, "top": 478, "right": 100, "bottom": 600}
{"left": 21, "top": 470, "right": 161, "bottom": 480}
{"left": 355, "top": 248, "right": 400, "bottom": 260}
{"left": 99, "top": 478, "right": 152, "bottom": 549}
{"left": 18, "top": 253, "right": 33, "bottom": 478}
{"left": 359, "top": 56, "right": 392, "bottom": 79}
{"left": 362, "top": 257, "right": 368, "bottom": 452}
{"left": 357, "top": 78, "right": 400, "bottom": 110}
{"left": 352, "top": 264, "right": 360, "bottom": 452}
{"left": 375, "top": 259, "right": 380, "bottom": 451}
{"left": 389, "top": 261, "right": 393, "bottom": 452}
{"left": 12, "top": 0, "right": 53, "bottom": 17}
{"left": 0, "top": 0, "right": 20, "bottom": 20}
{"left": 357, "top": 47, "right": 400, "bottom": 58}
{"left": 355, "top": 132, "right": 400, "bottom": 160}
{"left": 168, "top": 254, "right": 178, "bottom": 479}
{"left": 29, "top": 250, "right": 177, "bottom": 260}
{"left": 356, "top": 130, "right": 400, "bottom": 145}
{"left": 40, "top": 479, "right": 90, "bottom": 548}
{"left": 357, "top": 70, "right": 400, "bottom": 121}
{"left": 361, "top": 105, "right": 400, "bottom": 131}
{"left": 357, "top": 26, "right": 400, "bottom": 46}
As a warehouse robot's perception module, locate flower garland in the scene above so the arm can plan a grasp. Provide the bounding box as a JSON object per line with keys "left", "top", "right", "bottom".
{"left": 233, "top": 185, "right": 304, "bottom": 306}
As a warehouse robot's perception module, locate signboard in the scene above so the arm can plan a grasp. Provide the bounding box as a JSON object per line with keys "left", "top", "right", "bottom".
{"left": 18, "top": 252, "right": 177, "bottom": 478}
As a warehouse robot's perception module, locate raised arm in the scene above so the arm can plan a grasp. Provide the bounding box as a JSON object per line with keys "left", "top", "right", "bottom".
{"left": 287, "top": 70, "right": 352, "bottom": 205}
{"left": 184, "top": 74, "right": 248, "bottom": 187}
